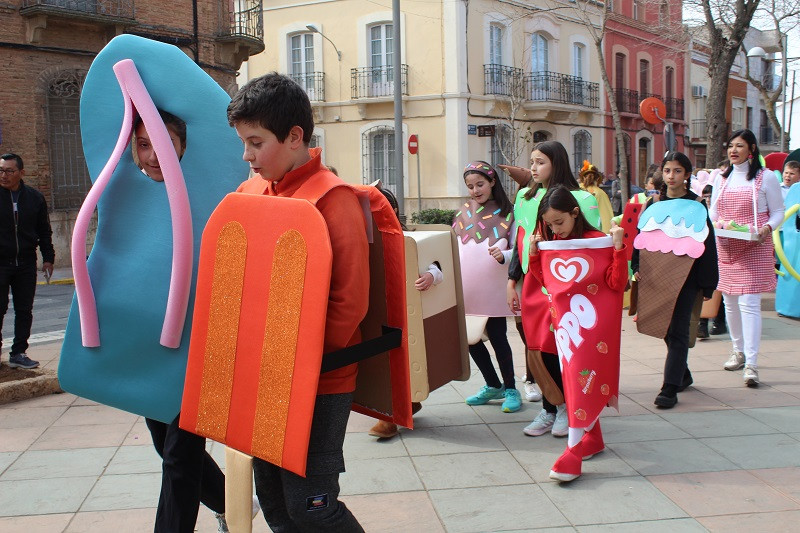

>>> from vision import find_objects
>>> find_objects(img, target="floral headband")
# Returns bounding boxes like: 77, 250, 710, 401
464, 161, 496, 180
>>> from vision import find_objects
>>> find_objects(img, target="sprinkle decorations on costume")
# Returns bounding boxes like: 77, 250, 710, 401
453, 198, 513, 318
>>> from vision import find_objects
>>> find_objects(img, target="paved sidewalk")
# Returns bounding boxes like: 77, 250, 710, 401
1, 311, 799, 532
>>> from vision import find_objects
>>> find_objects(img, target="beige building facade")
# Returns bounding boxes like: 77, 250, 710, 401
245, 0, 607, 215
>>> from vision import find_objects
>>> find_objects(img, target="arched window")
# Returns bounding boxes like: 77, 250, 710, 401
533, 130, 549, 143
46, 69, 90, 211
362, 126, 397, 194
573, 130, 592, 173
489, 23, 504, 66
531, 33, 549, 73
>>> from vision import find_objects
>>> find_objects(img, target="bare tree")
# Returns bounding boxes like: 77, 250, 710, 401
685, 0, 761, 165
491, 68, 533, 168
743, 0, 800, 151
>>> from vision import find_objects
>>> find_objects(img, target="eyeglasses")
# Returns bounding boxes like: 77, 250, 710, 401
0, 168, 19, 175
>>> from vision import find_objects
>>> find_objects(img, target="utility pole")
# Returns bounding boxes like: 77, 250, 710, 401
392, 0, 404, 219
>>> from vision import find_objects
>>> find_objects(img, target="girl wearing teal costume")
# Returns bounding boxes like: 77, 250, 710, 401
504, 141, 600, 438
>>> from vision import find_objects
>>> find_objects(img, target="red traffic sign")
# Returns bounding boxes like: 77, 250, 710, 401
408, 134, 419, 155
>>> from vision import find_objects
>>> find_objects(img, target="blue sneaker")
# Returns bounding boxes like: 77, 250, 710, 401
8, 353, 39, 369
465, 385, 505, 405
502, 388, 522, 413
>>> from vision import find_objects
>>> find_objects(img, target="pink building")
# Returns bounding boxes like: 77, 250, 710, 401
604, 0, 687, 187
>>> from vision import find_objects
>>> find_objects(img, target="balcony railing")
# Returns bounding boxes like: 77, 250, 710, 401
691, 119, 707, 140
613, 88, 640, 114
760, 125, 777, 145
220, 0, 263, 42
290, 72, 325, 102
20, 0, 135, 20
351, 65, 408, 99
484, 64, 523, 96
523, 72, 600, 108
665, 97, 684, 120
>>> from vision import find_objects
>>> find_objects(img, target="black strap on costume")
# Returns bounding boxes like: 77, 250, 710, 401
321, 325, 402, 373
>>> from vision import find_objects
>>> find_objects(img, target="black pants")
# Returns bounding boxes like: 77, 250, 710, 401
540, 351, 563, 414
469, 316, 516, 390
145, 415, 225, 533
253, 393, 363, 533
0, 263, 37, 355
663, 283, 699, 387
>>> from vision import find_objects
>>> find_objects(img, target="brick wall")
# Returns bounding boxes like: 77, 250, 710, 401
0, 0, 260, 266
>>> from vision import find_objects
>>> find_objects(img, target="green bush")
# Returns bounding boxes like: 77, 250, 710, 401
410, 208, 457, 225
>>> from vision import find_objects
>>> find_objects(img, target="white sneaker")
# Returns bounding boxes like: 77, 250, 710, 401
523, 381, 542, 402
724, 350, 745, 371
523, 409, 555, 436
743, 365, 759, 386
552, 404, 569, 437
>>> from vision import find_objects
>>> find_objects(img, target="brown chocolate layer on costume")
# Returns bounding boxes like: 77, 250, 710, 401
452, 199, 512, 246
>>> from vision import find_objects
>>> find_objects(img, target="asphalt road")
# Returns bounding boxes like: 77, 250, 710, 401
1, 283, 74, 347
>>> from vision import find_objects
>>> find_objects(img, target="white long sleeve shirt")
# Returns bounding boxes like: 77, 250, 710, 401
710, 162, 785, 230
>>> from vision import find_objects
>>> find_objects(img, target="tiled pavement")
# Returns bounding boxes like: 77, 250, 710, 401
1, 311, 799, 532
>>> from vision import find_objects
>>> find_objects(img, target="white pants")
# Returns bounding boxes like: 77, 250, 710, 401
722, 293, 762, 367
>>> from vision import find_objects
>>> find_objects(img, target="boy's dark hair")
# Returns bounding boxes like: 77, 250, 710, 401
785, 160, 800, 172
0, 153, 24, 170
702, 184, 713, 196
463, 160, 513, 217
536, 185, 597, 240
524, 141, 580, 200
722, 129, 762, 181
227, 73, 314, 144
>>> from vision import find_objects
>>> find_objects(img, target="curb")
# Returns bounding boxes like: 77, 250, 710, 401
37, 278, 74, 286
0, 368, 62, 405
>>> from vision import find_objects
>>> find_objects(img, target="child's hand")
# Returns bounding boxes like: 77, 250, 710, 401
609, 222, 624, 250
488, 246, 504, 263
507, 280, 520, 315
415, 272, 434, 291
529, 233, 543, 255
633, 271, 640, 281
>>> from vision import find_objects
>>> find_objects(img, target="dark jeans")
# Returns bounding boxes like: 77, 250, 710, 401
663, 283, 699, 387
540, 351, 564, 414
145, 415, 225, 533
253, 392, 363, 533
0, 263, 37, 355
469, 316, 516, 390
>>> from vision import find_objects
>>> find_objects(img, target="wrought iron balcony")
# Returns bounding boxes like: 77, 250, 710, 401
351, 65, 408, 99
691, 119, 707, 140
484, 64, 523, 96
20, 0, 135, 24
216, 0, 264, 58
523, 72, 599, 108
290, 72, 325, 102
613, 88, 640, 114
760, 125, 777, 145
665, 97, 684, 120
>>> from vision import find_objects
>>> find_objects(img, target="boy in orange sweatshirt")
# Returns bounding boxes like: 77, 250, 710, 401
228, 73, 369, 531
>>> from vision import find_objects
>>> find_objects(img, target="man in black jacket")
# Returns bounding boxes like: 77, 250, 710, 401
0, 154, 54, 369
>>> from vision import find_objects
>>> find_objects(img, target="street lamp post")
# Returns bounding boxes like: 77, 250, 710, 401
305, 25, 342, 61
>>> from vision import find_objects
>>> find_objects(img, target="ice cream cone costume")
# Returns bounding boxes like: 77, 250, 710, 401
634, 199, 710, 339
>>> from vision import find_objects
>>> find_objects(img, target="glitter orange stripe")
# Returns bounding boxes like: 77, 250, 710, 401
196, 222, 247, 442
251, 229, 307, 464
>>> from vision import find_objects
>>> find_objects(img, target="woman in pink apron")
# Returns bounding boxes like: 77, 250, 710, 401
710, 129, 784, 386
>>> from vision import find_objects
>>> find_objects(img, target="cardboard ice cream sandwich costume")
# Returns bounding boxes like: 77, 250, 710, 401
404, 225, 470, 401
634, 199, 708, 340
58, 35, 247, 423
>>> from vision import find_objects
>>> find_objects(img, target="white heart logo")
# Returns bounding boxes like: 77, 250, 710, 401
550, 257, 590, 284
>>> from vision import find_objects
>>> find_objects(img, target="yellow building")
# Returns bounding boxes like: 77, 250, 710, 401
244, 0, 607, 215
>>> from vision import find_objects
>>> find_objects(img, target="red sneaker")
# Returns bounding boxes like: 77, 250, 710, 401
580, 422, 605, 459
549, 443, 583, 482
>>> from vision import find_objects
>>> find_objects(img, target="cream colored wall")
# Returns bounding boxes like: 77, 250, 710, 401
244, 0, 607, 214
